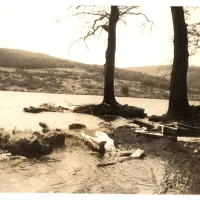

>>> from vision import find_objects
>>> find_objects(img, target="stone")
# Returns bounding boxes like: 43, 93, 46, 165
7, 134, 52, 157
194, 149, 199, 154
39, 122, 49, 129
69, 123, 87, 130
44, 131, 66, 147
129, 148, 145, 159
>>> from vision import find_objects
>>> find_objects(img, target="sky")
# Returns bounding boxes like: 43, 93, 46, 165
0, 0, 200, 67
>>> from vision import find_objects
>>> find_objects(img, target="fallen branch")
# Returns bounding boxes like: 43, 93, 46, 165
133, 119, 158, 130
177, 122, 200, 132
162, 124, 200, 138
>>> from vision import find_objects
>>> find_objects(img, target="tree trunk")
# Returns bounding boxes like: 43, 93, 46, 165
167, 7, 190, 119
102, 6, 119, 106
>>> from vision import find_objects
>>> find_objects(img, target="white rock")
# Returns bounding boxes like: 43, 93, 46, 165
129, 148, 145, 159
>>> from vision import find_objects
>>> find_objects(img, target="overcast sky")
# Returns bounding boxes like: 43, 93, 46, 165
0, 0, 200, 67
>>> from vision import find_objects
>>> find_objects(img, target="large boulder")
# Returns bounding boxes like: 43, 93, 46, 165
0, 126, 66, 158
6, 133, 52, 157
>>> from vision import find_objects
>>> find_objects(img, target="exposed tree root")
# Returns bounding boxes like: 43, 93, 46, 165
73, 103, 147, 118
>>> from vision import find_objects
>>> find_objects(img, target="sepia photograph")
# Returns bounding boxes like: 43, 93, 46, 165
1, 0, 200, 196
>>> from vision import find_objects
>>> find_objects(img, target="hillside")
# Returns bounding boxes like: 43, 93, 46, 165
0, 48, 199, 100
124, 65, 200, 88
124, 65, 172, 79
0, 48, 101, 70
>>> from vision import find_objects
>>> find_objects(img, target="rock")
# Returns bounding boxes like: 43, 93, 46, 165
129, 148, 145, 159
39, 122, 50, 129
43, 131, 66, 147
33, 131, 41, 137
194, 149, 199, 154
7, 134, 52, 157
42, 128, 51, 133
1, 125, 65, 157
69, 123, 87, 130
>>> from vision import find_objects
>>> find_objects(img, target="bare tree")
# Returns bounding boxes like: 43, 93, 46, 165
102, 6, 119, 105
68, 5, 153, 106
167, 6, 190, 119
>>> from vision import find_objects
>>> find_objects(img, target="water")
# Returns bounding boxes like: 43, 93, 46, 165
0, 91, 198, 193
0, 149, 165, 193
0, 91, 171, 131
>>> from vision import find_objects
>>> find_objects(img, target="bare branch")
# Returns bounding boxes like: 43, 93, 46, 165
69, 23, 105, 51
67, 6, 153, 50
119, 6, 139, 16
119, 18, 127, 26
71, 11, 109, 18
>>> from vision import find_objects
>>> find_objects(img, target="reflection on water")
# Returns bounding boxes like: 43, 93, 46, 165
0, 148, 165, 193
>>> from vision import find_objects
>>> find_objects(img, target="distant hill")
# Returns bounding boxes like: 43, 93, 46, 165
123, 65, 172, 79
123, 65, 200, 88
0, 48, 101, 70
0, 48, 199, 100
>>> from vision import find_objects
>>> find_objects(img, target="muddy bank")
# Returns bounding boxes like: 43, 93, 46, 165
112, 124, 200, 194
1, 115, 200, 194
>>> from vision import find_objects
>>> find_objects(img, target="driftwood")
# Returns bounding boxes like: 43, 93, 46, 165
162, 123, 200, 138
177, 123, 200, 132
133, 119, 158, 130
136, 116, 200, 138
38, 123, 146, 166
97, 149, 145, 167
79, 131, 116, 152
23, 103, 69, 113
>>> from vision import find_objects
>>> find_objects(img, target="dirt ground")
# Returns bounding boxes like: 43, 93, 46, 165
60, 115, 200, 195
110, 127, 200, 194
1, 120, 200, 194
